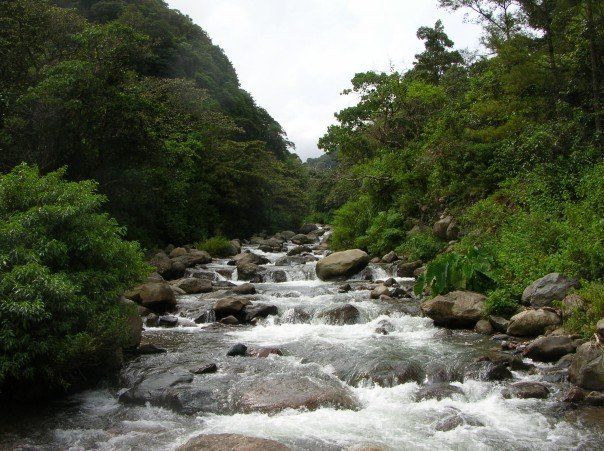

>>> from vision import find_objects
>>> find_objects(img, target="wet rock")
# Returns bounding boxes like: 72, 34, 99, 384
171, 277, 212, 294
190, 363, 217, 375
370, 257, 381, 264
237, 263, 263, 281
281, 307, 311, 324
356, 361, 425, 387
177, 434, 290, 451
569, 342, 604, 391
483, 362, 513, 381
317, 304, 360, 325
172, 250, 212, 270
238, 375, 359, 413
275, 255, 307, 266
269, 269, 287, 283
230, 252, 270, 266
371, 285, 391, 299
119, 297, 142, 349
145, 312, 158, 326
413, 266, 426, 278
136, 343, 167, 355
230, 239, 242, 254
220, 315, 239, 325
299, 223, 318, 234
396, 260, 423, 277
232, 283, 256, 295
382, 251, 398, 263
475, 319, 493, 335
194, 309, 216, 324
383, 277, 397, 287
426, 362, 464, 384
125, 282, 176, 313
287, 245, 312, 256
489, 316, 510, 333
339, 283, 352, 293
416, 383, 465, 401
213, 297, 251, 320
250, 347, 283, 358
506, 309, 561, 337
280, 230, 296, 240
119, 369, 193, 407
503, 382, 550, 399
158, 315, 179, 328
227, 343, 248, 357
374, 319, 395, 335
523, 335, 579, 362
244, 303, 278, 322
315, 249, 370, 280
171, 286, 187, 296
521, 273, 579, 308
421, 291, 486, 329
291, 234, 313, 245
435, 407, 484, 431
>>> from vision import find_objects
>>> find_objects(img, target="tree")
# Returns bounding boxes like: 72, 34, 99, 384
413, 20, 464, 84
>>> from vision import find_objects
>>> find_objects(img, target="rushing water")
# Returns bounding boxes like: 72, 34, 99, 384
1, 230, 603, 450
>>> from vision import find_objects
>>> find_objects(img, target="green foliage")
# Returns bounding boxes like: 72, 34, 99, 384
485, 288, 520, 318
396, 231, 443, 262
414, 248, 496, 296
330, 195, 373, 251
197, 236, 234, 258
563, 283, 604, 339
362, 210, 408, 256
0, 164, 148, 399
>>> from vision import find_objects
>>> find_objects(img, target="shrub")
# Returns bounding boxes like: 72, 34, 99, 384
396, 230, 443, 262
414, 247, 496, 296
485, 288, 520, 318
362, 209, 408, 256
563, 282, 604, 339
330, 195, 373, 251
197, 236, 235, 257
0, 164, 148, 399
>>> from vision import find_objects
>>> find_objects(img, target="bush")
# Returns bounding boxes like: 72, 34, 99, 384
485, 288, 520, 318
0, 164, 148, 399
396, 230, 443, 262
563, 282, 604, 339
330, 195, 373, 251
362, 209, 408, 256
197, 236, 235, 257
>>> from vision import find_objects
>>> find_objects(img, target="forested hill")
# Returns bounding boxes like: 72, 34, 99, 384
1, 0, 308, 246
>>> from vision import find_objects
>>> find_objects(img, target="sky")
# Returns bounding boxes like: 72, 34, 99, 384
166, 1, 484, 160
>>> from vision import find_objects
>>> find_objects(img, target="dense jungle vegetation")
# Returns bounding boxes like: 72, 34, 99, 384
310, 0, 603, 330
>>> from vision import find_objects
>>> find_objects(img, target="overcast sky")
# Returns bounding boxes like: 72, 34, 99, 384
166, 1, 483, 160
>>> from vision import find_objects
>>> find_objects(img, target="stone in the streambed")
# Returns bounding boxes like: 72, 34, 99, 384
425, 362, 464, 384
275, 255, 314, 266
259, 237, 284, 253
171, 277, 212, 294
370, 257, 381, 264
339, 283, 352, 293
489, 316, 510, 333
503, 382, 550, 399
238, 374, 358, 413
396, 260, 423, 278
433, 216, 454, 240
523, 335, 580, 362
475, 319, 493, 335
291, 233, 313, 245
521, 273, 579, 307
236, 262, 263, 281
269, 269, 288, 283
147, 272, 164, 282
229, 252, 270, 266
287, 245, 312, 256
230, 239, 242, 255
298, 223, 318, 234
119, 297, 142, 350
220, 315, 239, 325
171, 286, 187, 296
281, 307, 311, 324
177, 434, 290, 451
569, 342, 604, 391
169, 247, 187, 258
244, 303, 278, 322
125, 282, 176, 313
149, 251, 173, 278
483, 362, 513, 381
249, 347, 283, 358
317, 304, 360, 325
213, 297, 251, 320
280, 230, 297, 240
136, 343, 167, 354
356, 361, 425, 387
172, 250, 212, 269
233, 283, 256, 295
415, 383, 465, 401
420, 291, 486, 329
374, 319, 395, 335
119, 369, 193, 407
227, 343, 248, 357
315, 249, 370, 280
383, 277, 397, 287
158, 315, 179, 328
382, 251, 398, 264
435, 407, 484, 432
506, 308, 561, 337
190, 363, 218, 375
371, 285, 391, 299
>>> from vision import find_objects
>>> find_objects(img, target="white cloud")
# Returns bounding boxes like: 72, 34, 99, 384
166, 0, 483, 160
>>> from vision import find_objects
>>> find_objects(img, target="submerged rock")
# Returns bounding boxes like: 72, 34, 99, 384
177, 434, 290, 451
420, 291, 486, 329
315, 249, 370, 280
435, 407, 484, 432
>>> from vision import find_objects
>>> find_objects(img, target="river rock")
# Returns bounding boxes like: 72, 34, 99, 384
149, 252, 173, 278
125, 282, 176, 313
523, 335, 579, 362
317, 304, 360, 325
489, 316, 510, 333
291, 234, 313, 245
281, 307, 311, 324
416, 383, 465, 401
521, 273, 579, 307
220, 315, 239, 325
569, 342, 604, 391
147, 272, 164, 282
227, 343, 248, 357
433, 216, 453, 240
119, 297, 142, 349
503, 382, 550, 399
171, 277, 212, 294
213, 297, 251, 320
190, 363, 217, 375
233, 283, 256, 295
237, 263, 262, 281
238, 375, 358, 413
315, 249, 369, 280
250, 347, 283, 358
177, 434, 290, 451
421, 291, 486, 329
382, 251, 398, 263
169, 247, 187, 258
506, 309, 561, 337
172, 250, 212, 269
356, 361, 425, 387
244, 303, 278, 322
396, 260, 423, 278
119, 369, 194, 407
475, 319, 493, 335
371, 285, 391, 299
158, 315, 179, 328
597, 319, 604, 342
280, 230, 296, 240
299, 223, 318, 234
435, 407, 484, 432
230, 252, 269, 266
287, 245, 312, 256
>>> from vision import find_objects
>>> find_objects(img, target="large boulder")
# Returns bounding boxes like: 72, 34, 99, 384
503, 382, 550, 399
433, 216, 453, 240
298, 223, 318, 234
506, 309, 561, 337
317, 304, 360, 325
118, 369, 194, 408
569, 342, 604, 391
172, 250, 212, 269
420, 291, 486, 328
149, 252, 173, 278
521, 273, 579, 307
125, 282, 176, 313
177, 434, 290, 451
523, 335, 580, 362
171, 278, 212, 294
230, 252, 269, 266
396, 260, 423, 277
169, 247, 187, 258
291, 234, 313, 245
213, 297, 251, 320
237, 263, 263, 281
315, 249, 369, 281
